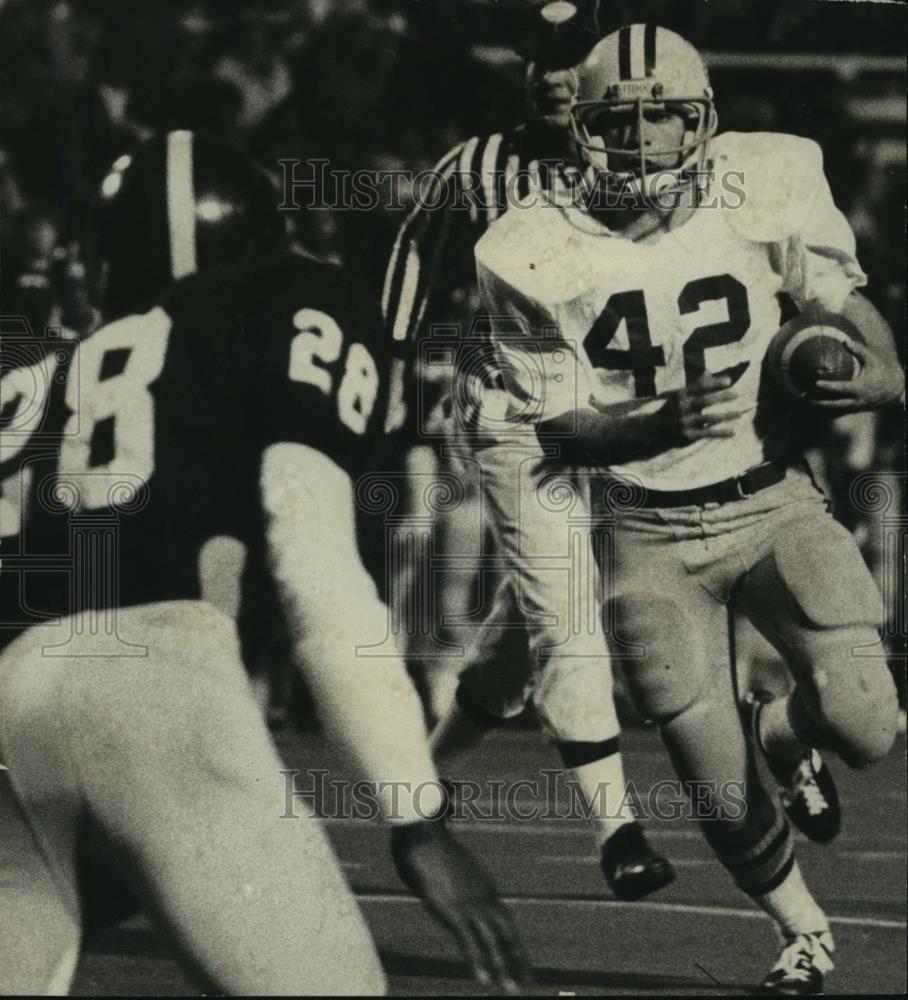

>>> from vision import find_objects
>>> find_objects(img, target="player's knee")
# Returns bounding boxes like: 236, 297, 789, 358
812, 646, 899, 766
534, 660, 619, 742
612, 596, 704, 722
627, 662, 702, 724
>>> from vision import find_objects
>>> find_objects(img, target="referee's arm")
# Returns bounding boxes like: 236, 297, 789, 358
381, 134, 516, 432
381, 143, 467, 347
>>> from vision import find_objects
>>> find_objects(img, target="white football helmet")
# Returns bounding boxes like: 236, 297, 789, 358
570, 24, 717, 198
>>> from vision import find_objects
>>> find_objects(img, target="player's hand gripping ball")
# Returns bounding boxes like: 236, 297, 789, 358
767, 309, 863, 400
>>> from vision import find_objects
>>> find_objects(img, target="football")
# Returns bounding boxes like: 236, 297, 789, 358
767, 310, 863, 400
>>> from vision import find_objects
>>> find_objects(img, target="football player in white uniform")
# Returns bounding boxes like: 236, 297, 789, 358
386, 0, 675, 902
474, 24, 903, 994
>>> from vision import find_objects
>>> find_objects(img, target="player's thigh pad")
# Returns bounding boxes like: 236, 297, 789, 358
610, 593, 708, 722
741, 517, 897, 764
754, 515, 883, 633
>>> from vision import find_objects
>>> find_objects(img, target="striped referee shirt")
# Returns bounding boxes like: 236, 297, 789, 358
381, 121, 581, 433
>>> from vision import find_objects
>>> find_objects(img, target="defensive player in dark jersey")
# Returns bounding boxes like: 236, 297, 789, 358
0, 132, 526, 993
382, 0, 674, 902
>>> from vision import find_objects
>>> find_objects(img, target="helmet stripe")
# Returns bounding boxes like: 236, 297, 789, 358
629, 23, 645, 79
644, 23, 657, 77
166, 130, 197, 279
618, 25, 631, 80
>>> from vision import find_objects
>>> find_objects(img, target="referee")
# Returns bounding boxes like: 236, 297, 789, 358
382, 1, 601, 371
383, 0, 676, 903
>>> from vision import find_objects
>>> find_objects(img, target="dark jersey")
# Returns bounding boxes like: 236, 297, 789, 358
0, 252, 385, 648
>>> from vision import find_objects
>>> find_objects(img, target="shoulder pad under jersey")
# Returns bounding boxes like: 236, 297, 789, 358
713, 131, 825, 243
474, 201, 588, 306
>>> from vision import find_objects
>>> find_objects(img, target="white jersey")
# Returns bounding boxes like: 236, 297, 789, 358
475, 132, 866, 490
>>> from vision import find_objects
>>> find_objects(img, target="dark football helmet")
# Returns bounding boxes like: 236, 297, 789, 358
91, 130, 288, 318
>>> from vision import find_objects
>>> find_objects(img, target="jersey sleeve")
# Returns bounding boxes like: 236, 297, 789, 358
476, 255, 593, 428
776, 144, 867, 311
381, 142, 467, 347
381, 141, 489, 436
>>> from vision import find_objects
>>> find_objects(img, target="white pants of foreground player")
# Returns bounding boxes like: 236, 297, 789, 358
0, 601, 385, 996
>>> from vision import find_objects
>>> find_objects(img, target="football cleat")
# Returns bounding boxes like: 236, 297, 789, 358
776, 750, 841, 845
600, 822, 675, 901
759, 931, 834, 995
743, 694, 841, 844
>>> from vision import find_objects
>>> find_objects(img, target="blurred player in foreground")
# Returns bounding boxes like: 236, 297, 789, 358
474, 25, 904, 994
0, 132, 526, 994
384, 0, 674, 902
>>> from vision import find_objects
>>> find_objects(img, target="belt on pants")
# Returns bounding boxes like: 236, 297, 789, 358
613, 462, 788, 509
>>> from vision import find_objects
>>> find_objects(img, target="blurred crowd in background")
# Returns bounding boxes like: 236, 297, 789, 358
1, 0, 905, 705
2, 0, 905, 315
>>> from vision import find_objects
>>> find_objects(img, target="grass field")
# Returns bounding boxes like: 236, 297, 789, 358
73, 725, 907, 996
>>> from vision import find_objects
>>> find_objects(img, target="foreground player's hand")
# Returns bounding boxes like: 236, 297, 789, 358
812, 340, 906, 411
660, 373, 744, 445
390, 818, 530, 992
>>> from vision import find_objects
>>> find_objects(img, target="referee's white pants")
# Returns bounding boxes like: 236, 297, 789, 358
459, 441, 620, 743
